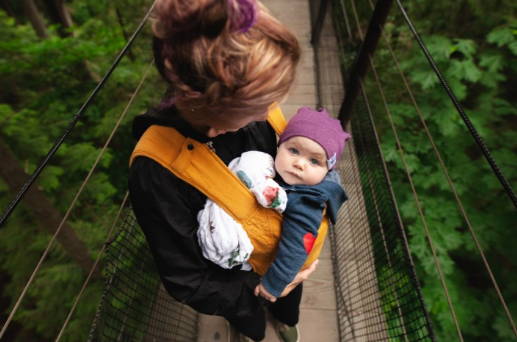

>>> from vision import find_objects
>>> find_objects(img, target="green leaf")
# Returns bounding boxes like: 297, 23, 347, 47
454, 39, 477, 57
463, 59, 482, 82
448, 59, 482, 83
447, 78, 468, 102
487, 26, 515, 47
479, 53, 504, 73
427, 35, 454, 61
411, 69, 438, 90
509, 41, 517, 55
39, 166, 65, 192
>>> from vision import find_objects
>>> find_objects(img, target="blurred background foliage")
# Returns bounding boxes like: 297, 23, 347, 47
0, 0, 515, 340
0, 0, 163, 340
332, 0, 515, 340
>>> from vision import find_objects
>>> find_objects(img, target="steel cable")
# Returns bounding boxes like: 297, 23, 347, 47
395, 0, 517, 209
347, 0, 464, 339
0, 0, 157, 227
365, 0, 516, 334
0, 59, 154, 340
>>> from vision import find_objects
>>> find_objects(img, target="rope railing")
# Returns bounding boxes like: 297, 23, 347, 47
87, 210, 198, 341
55, 192, 130, 341
314, 0, 434, 340
367, 0, 515, 338
367, 0, 517, 334
0, 1, 157, 228
395, 0, 517, 209
0, 58, 154, 339
345, 1, 466, 338
323, 0, 516, 340
367, 54, 464, 340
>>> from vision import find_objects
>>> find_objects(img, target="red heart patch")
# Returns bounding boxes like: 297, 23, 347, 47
303, 233, 316, 254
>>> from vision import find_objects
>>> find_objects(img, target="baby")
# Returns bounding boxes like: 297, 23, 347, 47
197, 107, 350, 300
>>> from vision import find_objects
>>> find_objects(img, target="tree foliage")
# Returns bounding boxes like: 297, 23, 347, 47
335, 0, 516, 340
0, 0, 515, 340
0, 0, 162, 340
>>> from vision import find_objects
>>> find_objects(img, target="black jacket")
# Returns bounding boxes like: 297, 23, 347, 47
128, 107, 277, 318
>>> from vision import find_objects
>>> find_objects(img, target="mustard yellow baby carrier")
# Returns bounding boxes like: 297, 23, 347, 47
129, 106, 329, 275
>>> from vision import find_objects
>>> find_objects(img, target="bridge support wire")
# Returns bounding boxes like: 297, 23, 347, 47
313, 0, 435, 339
0, 1, 157, 227
0, 58, 154, 341
367, 2, 517, 335
395, 0, 517, 210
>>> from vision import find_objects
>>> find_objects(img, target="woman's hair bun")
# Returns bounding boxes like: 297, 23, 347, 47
153, 0, 229, 40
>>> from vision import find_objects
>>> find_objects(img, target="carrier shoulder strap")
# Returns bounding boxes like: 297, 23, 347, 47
130, 106, 328, 274
266, 105, 287, 135
129, 106, 286, 222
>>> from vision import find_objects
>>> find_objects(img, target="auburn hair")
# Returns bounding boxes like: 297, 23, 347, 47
152, 0, 300, 122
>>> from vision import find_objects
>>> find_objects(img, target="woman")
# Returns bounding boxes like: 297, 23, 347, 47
129, 1, 316, 340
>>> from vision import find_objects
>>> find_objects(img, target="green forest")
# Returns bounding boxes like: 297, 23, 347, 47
0, 0, 515, 341
334, 0, 516, 341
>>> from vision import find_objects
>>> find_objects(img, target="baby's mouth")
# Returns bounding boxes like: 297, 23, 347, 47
286, 170, 301, 179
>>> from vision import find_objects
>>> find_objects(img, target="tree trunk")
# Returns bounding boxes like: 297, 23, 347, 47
21, 0, 48, 39
52, 0, 73, 28
115, 6, 135, 61
41, 0, 101, 82
0, 0, 17, 18
43, 0, 73, 36
0, 138, 98, 276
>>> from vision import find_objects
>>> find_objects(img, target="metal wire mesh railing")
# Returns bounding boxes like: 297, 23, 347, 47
312, 0, 517, 339
0, 0, 508, 340
312, 0, 435, 340
88, 209, 198, 341
88, 1, 435, 341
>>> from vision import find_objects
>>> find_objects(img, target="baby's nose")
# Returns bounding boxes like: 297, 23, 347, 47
293, 158, 306, 169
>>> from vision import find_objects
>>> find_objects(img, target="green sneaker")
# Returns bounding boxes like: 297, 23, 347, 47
275, 322, 300, 342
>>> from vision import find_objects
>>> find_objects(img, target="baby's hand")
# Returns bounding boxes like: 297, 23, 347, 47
254, 283, 277, 302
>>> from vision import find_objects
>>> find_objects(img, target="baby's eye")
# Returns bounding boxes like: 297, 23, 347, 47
288, 147, 299, 155
310, 158, 321, 166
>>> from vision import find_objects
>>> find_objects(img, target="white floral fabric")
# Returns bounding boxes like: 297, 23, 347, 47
197, 151, 287, 269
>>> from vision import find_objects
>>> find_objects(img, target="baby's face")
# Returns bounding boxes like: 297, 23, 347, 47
275, 136, 328, 186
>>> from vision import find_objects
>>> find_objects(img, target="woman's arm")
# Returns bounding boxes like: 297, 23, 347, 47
129, 157, 261, 317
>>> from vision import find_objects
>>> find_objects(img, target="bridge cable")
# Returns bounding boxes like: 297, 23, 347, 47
364, 0, 516, 334
334, 0, 434, 341
347, 0, 464, 339
337, 2, 413, 338
0, 58, 154, 340
0, 0, 157, 228
55, 191, 130, 342
395, 0, 517, 210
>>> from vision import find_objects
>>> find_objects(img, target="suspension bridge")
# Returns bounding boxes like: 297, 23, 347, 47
0, 0, 515, 341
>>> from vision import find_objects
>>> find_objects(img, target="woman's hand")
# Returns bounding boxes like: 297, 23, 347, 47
254, 283, 278, 302
254, 259, 320, 302
279, 259, 319, 297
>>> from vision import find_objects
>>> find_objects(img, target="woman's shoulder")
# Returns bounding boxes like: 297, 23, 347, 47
240, 120, 277, 154
129, 156, 183, 193
129, 156, 206, 211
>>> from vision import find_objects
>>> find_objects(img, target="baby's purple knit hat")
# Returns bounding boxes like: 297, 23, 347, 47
278, 107, 351, 169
